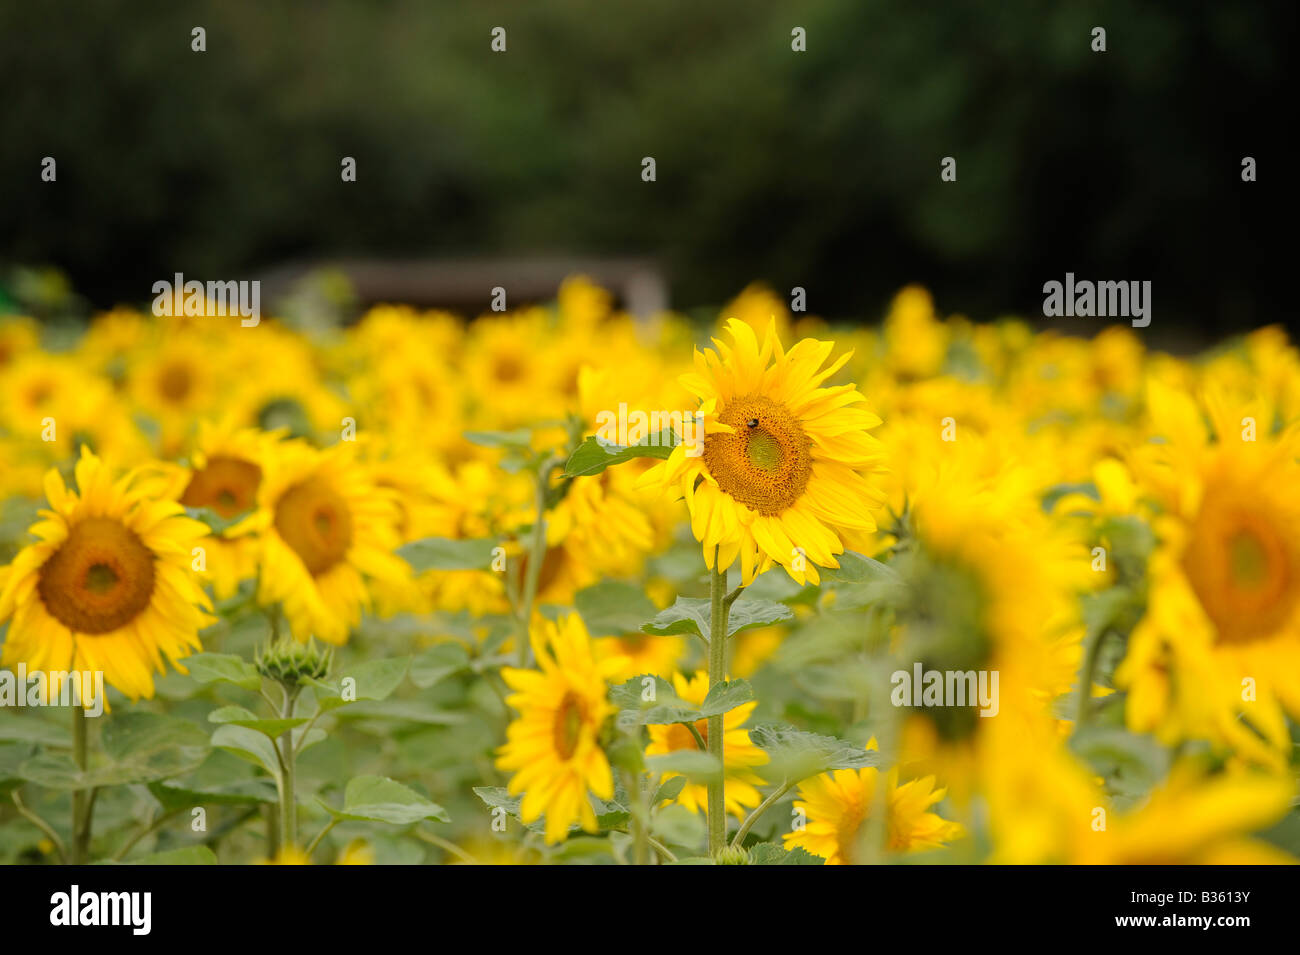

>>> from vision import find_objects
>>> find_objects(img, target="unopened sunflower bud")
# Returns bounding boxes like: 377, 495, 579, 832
255, 638, 333, 689
712, 845, 751, 865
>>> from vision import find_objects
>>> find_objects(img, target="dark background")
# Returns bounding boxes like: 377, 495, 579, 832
0, 0, 1292, 339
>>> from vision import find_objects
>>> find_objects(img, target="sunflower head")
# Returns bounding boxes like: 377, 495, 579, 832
641, 319, 885, 585
0, 447, 214, 701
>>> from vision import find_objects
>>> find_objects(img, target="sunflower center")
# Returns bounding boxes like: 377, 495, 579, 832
702, 394, 812, 515
552, 691, 586, 760
494, 355, 523, 383
180, 456, 263, 519
159, 362, 193, 402
37, 517, 156, 635
1182, 496, 1298, 644
274, 475, 354, 576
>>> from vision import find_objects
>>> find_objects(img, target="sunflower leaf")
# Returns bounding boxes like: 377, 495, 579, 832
182, 652, 262, 691
748, 843, 824, 865
645, 749, 722, 783
563, 430, 677, 478
305, 657, 410, 712
748, 724, 879, 783
320, 775, 450, 825
147, 777, 278, 812
207, 705, 309, 739
818, 551, 902, 585
575, 581, 658, 635
397, 537, 497, 571
210, 724, 281, 778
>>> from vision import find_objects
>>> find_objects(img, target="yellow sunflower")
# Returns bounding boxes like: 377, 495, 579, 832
496, 613, 625, 844
157, 420, 284, 600
640, 319, 886, 585
0, 447, 214, 701
1118, 383, 1300, 765
242, 440, 410, 645
644, 670, 768, 818
784, 742, 963, 864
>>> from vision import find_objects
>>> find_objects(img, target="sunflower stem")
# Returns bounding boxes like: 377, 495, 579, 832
1076, 625, 1107, 728
278, 688, 301, 853
516, 457, 560, 668
732, 778, 792, 848
70, 703, 90, 864
706, 549, 729, 857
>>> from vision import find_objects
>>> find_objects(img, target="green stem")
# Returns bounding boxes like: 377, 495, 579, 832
623, 769, 649, 866
71, 704, 89, 864
732, 779, 792, 848
706, 550, 729, 857
1076, 627, 1107, 727
414, 828, 480, 864
305, 818, 338, 856
517, 458, 560, 668
12, 789, 67, 863
112, 807, 182, 862
278, 688, 300, 852
646, 835, 678, 863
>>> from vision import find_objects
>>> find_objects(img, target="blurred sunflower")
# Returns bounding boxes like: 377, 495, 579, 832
0, 447, 214, 700
644, 670, 768, 819
1119, 383, 1300, 765
242, 440, 410, 644
156, 420, 284, 599
641, 319, 886, 585
784, 745, 964, 864
496, 613, 625, 844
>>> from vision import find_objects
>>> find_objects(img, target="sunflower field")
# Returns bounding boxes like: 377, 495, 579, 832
1, 278, 1299, 867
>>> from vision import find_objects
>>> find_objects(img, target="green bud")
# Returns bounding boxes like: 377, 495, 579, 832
255, 637, 333, 689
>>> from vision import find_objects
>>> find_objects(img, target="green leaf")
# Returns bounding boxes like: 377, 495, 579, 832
472, 787, 627, 834
575, 581, 658, 636
397, 537, 497, 572
121, 846, 217, 865
147, 778, 277, 812
183, 652, 262, 691
1069, 726, 1169, 804
19, 713, 210, 789
818, 551, 903, 586
652, 775, 687, 804
564, 431, 677, 478
208, 705, 308, 739
748, 724, 879, 783
211, 724, 281, 777
748, 842, 824, 865
0, 716, 71, 747
464, 429, 534, 449
641, 596, 792, 643
409, 643, 471, 689
646, 750, 722, 783
321, 775, 450, 825
306, 657, 410, 711
698, 680, 756, 718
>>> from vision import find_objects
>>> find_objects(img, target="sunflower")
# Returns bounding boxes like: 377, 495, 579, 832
640, 319, 886, 585
496, 613, 624, 844
157, 420, 284, 599
784, 742, 963, 864
0, 447, 214, 701
644, 670, 768, 818
1118, 383, 1300, 765
242, 440, 410, 645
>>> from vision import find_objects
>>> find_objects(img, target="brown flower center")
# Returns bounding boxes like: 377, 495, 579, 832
702, 394, 812, 515
552, 691, 587, 760
274, 475, 353, 576
38, 517, 156, 634
180, 456, 263, 519
1182, 494, 1298, 644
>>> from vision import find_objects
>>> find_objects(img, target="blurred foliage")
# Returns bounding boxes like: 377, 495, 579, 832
1, 0, 1291, 331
